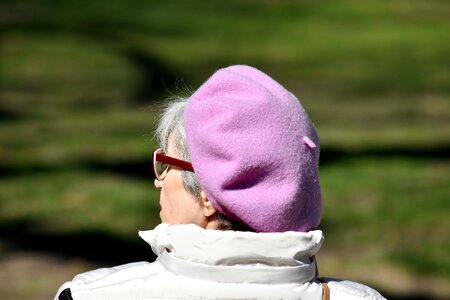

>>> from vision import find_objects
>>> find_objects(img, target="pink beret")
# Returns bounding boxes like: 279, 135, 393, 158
184, 65, 322, 232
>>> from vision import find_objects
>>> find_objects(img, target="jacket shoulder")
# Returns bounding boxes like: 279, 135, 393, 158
322, 278, 386, 300
54, 261, 162, 300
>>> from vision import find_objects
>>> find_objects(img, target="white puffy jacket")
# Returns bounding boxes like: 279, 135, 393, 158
55, 224, 386, 300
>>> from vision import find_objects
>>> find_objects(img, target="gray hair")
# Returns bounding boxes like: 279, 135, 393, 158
155, 98, 253, 231
155, 98, 201, 199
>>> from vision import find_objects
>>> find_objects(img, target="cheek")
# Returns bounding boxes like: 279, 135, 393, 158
159, 186, 176, 220
159, 175, 204, 225
159, 174, 188, 222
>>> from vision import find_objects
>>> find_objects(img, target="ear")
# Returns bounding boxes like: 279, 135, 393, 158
200, 190, 217, 217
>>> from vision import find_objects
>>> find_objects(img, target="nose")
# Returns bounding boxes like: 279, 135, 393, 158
154, 178, 163, 189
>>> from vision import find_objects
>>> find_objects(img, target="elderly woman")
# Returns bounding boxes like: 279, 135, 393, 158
55, 65, 385, 300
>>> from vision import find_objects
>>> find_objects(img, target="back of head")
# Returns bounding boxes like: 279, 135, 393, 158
184, 65, 322, 232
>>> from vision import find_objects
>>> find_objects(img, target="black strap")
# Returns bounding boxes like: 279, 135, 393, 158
58, 288, 73, 300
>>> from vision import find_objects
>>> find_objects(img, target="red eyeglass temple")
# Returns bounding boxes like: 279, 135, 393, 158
154, 152, 194, 172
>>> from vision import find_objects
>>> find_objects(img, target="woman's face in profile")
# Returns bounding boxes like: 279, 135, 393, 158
154, 136, 206, 226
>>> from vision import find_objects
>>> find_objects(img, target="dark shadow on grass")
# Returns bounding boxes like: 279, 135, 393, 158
319, 145, 450, 165
1, 145, 448, 179
0, 219, 156, 265
86, 158, 154, 179
0, 107, 23, 122
0, 158, 154, 179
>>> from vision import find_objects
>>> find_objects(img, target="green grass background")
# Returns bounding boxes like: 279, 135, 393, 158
1, 0, 449, 299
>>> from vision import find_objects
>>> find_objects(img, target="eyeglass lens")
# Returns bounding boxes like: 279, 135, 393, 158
154, 149, 168, 179
155, 160, 168, 178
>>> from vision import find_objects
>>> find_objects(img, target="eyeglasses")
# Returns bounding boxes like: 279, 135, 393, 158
152, 148, 194, 180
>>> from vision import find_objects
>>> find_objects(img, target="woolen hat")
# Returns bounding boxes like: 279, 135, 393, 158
184, 65, 322, 232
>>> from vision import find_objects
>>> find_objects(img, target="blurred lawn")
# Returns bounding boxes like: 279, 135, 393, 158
0, 0, 449, 299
